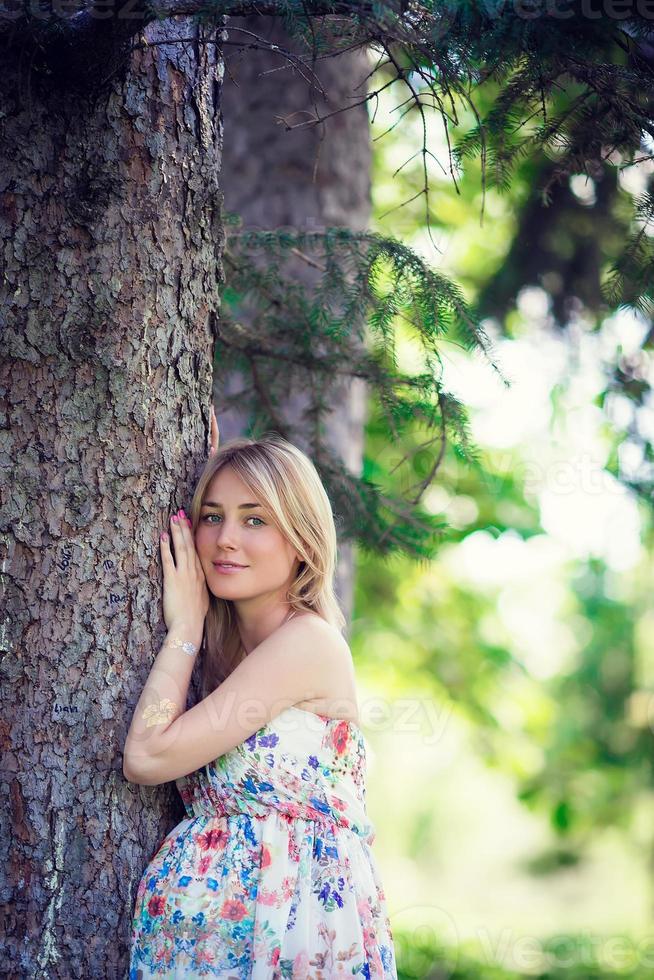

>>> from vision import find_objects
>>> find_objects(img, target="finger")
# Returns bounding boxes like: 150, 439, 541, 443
209, 405, 219, 456
160, 532, 175, 569
169, 514, 189, 561
175, 511, 195, 558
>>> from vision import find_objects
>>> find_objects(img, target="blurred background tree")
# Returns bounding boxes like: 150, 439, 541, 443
352, 19, 654, 977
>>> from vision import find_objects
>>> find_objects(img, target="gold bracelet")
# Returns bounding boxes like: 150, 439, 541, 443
166, 636, 199, 657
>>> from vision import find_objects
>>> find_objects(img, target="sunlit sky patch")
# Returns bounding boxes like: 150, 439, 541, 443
441, 530, 578, 678
569, 174, 596, 206
425, 299, 645, 577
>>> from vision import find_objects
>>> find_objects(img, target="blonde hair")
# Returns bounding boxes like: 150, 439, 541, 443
189, 434, 346, 699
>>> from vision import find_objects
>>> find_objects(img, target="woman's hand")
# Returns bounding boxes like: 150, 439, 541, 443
160, 508, 210, 633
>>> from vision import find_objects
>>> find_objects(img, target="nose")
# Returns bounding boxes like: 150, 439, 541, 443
212, 518, 238, 550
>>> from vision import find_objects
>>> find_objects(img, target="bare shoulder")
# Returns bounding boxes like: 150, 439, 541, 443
284, 612, 359, 720
285, 612, 350, 658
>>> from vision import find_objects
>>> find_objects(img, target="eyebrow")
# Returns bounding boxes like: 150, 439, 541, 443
200, 501, 262, 510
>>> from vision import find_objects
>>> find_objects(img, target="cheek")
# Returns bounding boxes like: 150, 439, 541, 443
248, 533, 272, 556
251, 530, 284, 559
194, 526, 210, 550
268, 534, 297, 566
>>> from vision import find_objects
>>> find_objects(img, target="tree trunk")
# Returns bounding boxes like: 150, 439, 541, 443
0, 21, 223, 977
217, 14, 372, 626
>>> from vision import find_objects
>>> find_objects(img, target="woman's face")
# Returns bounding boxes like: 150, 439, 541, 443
194, 464, 300, 603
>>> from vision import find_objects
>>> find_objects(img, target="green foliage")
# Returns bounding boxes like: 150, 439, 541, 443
358, 38, 654, 895
217, 223, 506, 557
393, 926, 654, 978
213, 2, 654, 318
221, 2, 654, 505
514, 562, 649, 848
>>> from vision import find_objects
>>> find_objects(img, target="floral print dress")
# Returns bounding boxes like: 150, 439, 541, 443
129, 705, 397, 979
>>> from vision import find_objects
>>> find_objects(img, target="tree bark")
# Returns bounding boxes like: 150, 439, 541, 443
0, 21, 224, 977
217, 14, 372, 626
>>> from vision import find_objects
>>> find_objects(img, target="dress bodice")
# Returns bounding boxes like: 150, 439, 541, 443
175, 705, 376, 845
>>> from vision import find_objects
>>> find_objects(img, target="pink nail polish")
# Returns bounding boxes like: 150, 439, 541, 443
172, 515, 178, 523
180, 509, 186, 518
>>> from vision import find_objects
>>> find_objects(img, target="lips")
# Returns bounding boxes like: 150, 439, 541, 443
213, 561, 247, 568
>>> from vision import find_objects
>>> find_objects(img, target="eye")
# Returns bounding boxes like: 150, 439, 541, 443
200, 514, 265, 526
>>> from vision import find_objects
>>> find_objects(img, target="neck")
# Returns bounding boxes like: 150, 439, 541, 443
235, 600, 296, 654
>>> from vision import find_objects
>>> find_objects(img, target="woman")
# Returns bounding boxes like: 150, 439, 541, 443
124, 410, 397, 978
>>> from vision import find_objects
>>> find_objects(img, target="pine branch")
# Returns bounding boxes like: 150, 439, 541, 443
216, 225, 502, 558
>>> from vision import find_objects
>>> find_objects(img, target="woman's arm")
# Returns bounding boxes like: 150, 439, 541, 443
123, 615, 348, 786
124, 405, 217, 782
123, 508, 209, 782
122, 618, 204, 783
